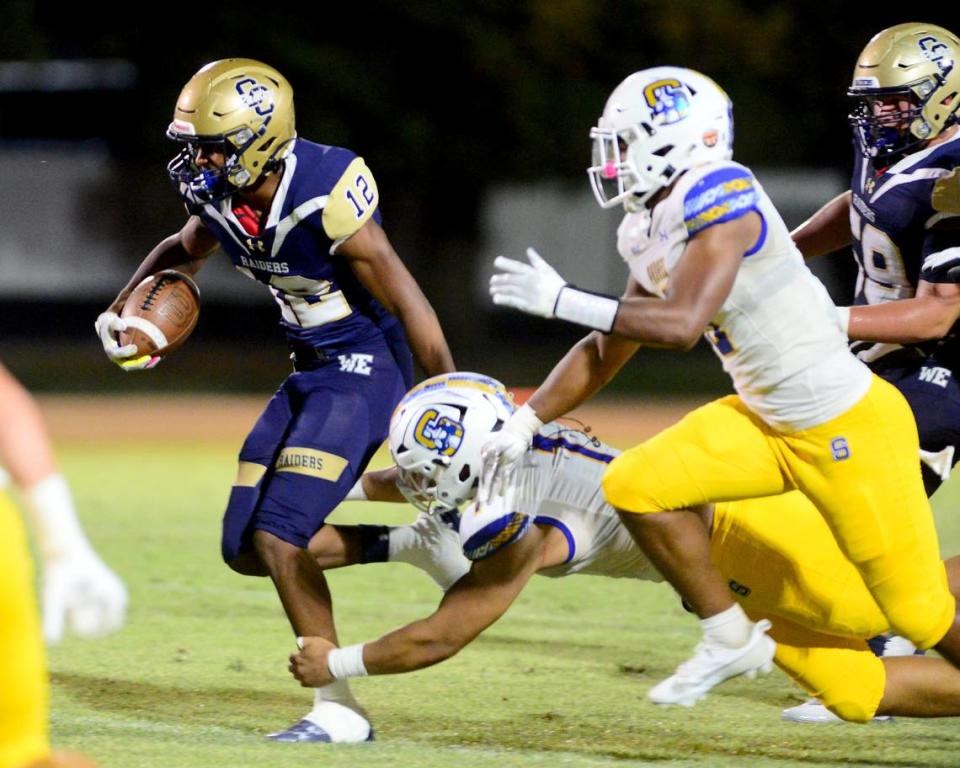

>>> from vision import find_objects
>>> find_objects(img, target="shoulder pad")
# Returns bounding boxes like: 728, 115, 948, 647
459, 498, 531, 561
682, 164, 758, 237
933, 169, 960, 215
322, 156, 380, 241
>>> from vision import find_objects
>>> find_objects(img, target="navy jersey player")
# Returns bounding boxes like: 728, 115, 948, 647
786, 23, 960, 723
94, 59, 454, 742
793, 23, 960, 496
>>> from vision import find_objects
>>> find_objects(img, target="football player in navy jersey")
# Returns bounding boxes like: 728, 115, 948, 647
94, 59, 454, 743
787, 22, 960, 723
793, 23, 960, 496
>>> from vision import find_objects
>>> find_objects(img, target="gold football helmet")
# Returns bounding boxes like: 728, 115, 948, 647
848, 23, 960, 160
166, 58, 296, 202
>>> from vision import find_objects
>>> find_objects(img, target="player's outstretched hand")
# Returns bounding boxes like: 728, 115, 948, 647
478, 402, 543, 503
43, 547, 128, 644
290, 636, 338, 687
94, 311, 160, 372
489, 247, 567, 317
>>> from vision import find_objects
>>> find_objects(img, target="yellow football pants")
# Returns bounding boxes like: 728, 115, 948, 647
771, 618, 884, 724
0, 491, 49, 768
603, 375, 954, 650
712, 492, 891, 721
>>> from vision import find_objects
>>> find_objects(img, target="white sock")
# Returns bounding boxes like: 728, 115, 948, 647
700, 603, 753, 648
314, 679, 363, 715
303, 700, 370, 742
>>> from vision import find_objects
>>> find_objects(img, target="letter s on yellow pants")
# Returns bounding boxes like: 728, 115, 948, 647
603, 379, 954, 650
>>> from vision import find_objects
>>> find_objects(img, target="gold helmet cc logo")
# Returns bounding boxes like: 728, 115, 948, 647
235, 77, 275, 118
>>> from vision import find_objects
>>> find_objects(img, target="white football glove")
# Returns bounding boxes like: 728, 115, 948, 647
489, 248, 567, 318
95, 311, 160, 371
43, 546, 128, 644
479, 403, 543, 503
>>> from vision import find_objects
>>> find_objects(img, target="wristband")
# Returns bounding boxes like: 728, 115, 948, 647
345, 477, 368, 501
327, 643, 369, 679
836, 306, 851, 336
554, 285, 620, 333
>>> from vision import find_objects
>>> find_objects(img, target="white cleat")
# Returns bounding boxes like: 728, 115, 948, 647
648, 619, 775, 707
781, 699, 892, 724
266, 701, 374, 743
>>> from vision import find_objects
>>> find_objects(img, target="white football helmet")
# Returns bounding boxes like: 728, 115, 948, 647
588, 66, 734, 211
389, 373, 515, 512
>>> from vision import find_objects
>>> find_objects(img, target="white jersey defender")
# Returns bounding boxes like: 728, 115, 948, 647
617, 159, 871, 431
386, 424, 662, 593
493, 429, 660, 581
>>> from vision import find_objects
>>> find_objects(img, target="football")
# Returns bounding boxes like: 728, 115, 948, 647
119, 270, 200, 358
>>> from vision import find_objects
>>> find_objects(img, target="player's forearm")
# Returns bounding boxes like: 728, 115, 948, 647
612, 295, 709, 349
360, 467, 405, 503
791, 191, 853, 259
109, 238, 203, 311
528, 334, 625, 422
848, 297, 960, 343
397, 303, 455, 376
0, 365, 58, 487
363, 619, 470, 674
109, 219, 214, 311
603, 221, 744, 349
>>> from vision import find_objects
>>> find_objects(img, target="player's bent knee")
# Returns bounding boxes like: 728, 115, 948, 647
226, 551, 269, 577
602, 452, 665, 513
882, 596, 955, 651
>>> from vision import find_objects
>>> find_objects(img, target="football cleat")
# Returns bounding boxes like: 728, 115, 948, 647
648, 619, 775, 707
266, 702, 374, 743
780, 699, 892, 724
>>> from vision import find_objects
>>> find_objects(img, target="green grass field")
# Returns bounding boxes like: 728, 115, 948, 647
44, 425, 960, 768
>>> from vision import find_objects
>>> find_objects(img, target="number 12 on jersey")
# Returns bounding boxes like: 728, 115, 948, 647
346, 173, 376, 219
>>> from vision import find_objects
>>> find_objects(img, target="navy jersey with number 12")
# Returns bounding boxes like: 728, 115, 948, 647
181, 138, 399, 349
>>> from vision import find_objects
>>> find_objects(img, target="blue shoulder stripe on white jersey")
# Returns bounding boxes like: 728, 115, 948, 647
683, 166, 758, 237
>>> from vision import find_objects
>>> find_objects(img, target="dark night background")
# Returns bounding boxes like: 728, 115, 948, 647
1, 4, 955, 394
